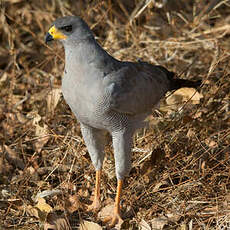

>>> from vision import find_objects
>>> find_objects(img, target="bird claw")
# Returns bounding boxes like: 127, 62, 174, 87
103, 212, 124, 227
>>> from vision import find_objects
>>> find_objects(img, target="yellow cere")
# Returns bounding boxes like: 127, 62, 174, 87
48, 25, 67, 40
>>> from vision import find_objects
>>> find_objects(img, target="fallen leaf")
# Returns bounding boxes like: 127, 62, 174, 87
79, 220, 102, 230
205, 139, 218, 148
166, 212, 181, 222
34, 123, 50, 153
26, 166, 36, 174
16, 112, 28, 123
29, 197, 53, 221
139, 219, 151, 230
0, 72, 7, 84
178, 223, 187, 230
4, 145, 25, 170
28, 111, 50, 153
35, 197, 53, 214
26, 204, 40, 219
166, 88, 203, 106
98, 203, 124, 229
65, 194, 81, 213
44, 212, 71, 230
98, 203, 114, 220
47, 88, 62, 115
27, 110, 41, 123
150, 216, 168, 230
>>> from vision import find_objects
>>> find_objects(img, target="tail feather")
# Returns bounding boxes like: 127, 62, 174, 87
154, 65, 201, 91
170, 78, 202, 91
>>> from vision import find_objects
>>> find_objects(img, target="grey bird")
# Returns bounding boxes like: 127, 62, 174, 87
45, 16, 201, 226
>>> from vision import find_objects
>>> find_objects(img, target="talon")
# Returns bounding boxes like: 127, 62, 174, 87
103, 180, 124, 227
104, 213, 123, 227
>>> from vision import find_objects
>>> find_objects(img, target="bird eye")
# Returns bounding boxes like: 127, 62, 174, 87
61, 25, 72, 32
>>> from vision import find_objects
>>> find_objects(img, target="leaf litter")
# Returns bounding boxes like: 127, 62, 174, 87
0, 0, 230, 229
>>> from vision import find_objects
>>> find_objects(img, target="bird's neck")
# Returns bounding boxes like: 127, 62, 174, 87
64, 37, 116, 77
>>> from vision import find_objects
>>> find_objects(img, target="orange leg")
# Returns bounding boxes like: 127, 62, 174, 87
88, 170, 101, 211
104, 180, 124, 227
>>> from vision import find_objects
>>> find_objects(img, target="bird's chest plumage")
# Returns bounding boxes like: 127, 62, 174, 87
62, 70, 110, 128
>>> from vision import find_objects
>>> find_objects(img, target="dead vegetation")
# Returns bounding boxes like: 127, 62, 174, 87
0, 0, 230, 229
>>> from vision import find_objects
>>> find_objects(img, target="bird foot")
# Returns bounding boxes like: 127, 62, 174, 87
87, 198, 100, 212
103, 212, 124, 227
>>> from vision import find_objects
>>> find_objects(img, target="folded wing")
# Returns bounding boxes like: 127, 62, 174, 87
104, 62, 172, 115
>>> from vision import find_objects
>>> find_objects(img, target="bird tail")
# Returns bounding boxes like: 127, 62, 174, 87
170, 78, 202, 91
154, 65, 202, 91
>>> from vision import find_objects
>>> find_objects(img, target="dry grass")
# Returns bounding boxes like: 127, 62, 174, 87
0, 0, 230, 229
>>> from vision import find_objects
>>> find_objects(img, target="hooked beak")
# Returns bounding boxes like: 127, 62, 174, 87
45, 32, 53, 43
45, 25, 67, 44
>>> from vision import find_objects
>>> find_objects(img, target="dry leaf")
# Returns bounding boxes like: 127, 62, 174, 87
205, 139, 218, 148
44, 212, 71, 230
166, 213, 181, 222
79, 220, 102, 230
177, 223, 187, 230
166, 88, 203, 106
139, 219, 151, 230
65, 194, 81, 213
98, 203, 114, 220
30, 112, 49, 152
98, 204, 124, 229
47, 88, 62, 115
26, 204, 40, 219
29, 197, 53, 221
0, 72, 7, 84
16, 112, 28, 123
150, 216, 168, 230
35, 197, 53, 214
4, 145, 25, 170
26, 166, 36, 174
34, 123, 50, 153
27, 110, 41, 123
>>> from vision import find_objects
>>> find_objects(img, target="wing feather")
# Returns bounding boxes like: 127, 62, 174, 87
104, 62, 171, 115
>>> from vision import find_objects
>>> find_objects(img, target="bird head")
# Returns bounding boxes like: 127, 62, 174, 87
45, 16, 93, 45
